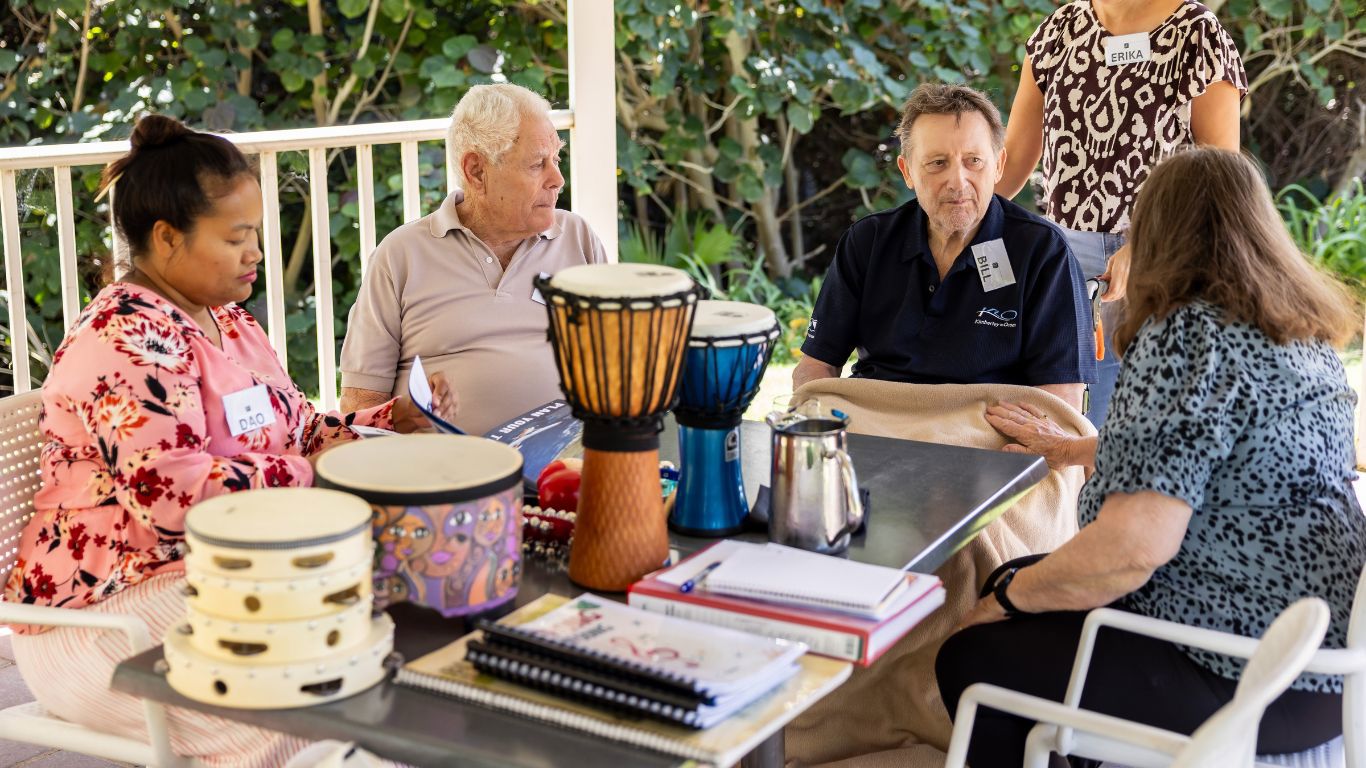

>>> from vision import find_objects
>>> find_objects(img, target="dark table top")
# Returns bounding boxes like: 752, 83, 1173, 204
112, 424, 1046, 767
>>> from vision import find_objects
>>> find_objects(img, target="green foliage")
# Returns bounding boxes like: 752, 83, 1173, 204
1278, 180, 1366, 296
2, 0, 1363, 393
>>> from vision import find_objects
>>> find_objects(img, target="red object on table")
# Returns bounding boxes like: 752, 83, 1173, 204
536, 458, 582, 513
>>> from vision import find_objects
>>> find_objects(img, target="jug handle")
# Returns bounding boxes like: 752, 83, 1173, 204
825, 448, 864, 545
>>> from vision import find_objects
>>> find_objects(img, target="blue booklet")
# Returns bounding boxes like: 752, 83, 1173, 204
483, 399, 583, 489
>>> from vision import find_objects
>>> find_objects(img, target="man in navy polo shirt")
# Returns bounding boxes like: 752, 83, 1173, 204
795, 83, 1095, 410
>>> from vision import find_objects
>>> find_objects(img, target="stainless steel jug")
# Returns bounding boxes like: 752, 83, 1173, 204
766, 411, 863, 554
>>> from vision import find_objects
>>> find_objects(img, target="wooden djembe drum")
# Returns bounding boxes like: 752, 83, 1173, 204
534, 264, 699, 590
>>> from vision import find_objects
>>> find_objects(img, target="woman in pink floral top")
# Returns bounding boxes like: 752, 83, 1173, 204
5, 115, 453, 766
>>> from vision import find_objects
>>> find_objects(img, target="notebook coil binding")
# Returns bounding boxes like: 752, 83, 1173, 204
467, 649, 703, 729
394, 666, 713, 762
477, 621, 703, 693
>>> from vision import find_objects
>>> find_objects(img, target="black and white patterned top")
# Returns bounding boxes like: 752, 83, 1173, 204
1078, 301, 1365, 692
1027, 0, 1247, 234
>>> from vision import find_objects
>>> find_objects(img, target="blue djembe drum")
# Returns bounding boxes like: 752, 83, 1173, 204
670, 300, 780, 536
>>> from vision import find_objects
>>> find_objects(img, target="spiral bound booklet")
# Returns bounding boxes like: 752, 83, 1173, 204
397, 594, 852, 765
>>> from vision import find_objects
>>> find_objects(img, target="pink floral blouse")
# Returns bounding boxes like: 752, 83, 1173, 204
4, 283, 394, 626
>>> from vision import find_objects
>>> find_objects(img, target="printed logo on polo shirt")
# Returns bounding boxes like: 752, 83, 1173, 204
806, 317, 818, 339
975, 307, 1018, 329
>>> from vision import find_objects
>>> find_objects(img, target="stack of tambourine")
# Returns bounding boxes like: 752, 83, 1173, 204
164, 488, 394, 709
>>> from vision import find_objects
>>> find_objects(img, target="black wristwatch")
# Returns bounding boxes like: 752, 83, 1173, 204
993, 567, 1028, 618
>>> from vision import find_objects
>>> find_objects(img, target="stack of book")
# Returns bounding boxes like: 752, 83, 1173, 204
396, 594, 851, 765
629, 541, 945, 666
405, 593, 806, 729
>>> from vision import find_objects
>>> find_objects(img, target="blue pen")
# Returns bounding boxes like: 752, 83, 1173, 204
679, 561, 724, 593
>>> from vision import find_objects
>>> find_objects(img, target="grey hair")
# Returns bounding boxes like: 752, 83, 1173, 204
446, 83, 553, 189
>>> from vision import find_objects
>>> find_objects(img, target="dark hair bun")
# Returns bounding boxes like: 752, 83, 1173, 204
129, 114, 193, 151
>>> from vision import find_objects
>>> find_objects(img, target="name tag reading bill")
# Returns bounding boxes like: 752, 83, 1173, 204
223, 384, 276, 437
1105, 32, 1152, 66
972, 239, 1016, 293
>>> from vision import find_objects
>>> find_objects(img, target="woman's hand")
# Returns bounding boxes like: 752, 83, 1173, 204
957, 594, 1009, 631
985, 401, 1087, 471
1099, 243, 1130, 302
391, 372, 459, 434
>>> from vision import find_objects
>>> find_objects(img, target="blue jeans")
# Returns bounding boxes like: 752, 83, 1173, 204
1061, 228, 1124, 429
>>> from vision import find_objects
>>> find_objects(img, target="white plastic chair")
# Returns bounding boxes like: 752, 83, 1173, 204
0, 389, 196, 767
944, 597, 1332, 768
1030, 565, 1366, 768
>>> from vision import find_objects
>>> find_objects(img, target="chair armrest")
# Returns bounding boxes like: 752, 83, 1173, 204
944, 683, 1189, 768
0, 602, 154, 656
1055, 608, 1261, 753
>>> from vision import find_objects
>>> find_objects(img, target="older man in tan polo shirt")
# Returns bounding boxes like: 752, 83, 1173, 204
339, 84, 607, 434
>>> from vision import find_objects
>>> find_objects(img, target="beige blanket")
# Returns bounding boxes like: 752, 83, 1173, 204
782, 378, 1094, 768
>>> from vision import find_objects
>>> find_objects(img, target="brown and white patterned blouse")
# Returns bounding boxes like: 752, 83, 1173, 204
1027, 0, 1247, 234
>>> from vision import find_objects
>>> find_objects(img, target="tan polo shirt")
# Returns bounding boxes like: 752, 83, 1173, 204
339, 190, 607, 435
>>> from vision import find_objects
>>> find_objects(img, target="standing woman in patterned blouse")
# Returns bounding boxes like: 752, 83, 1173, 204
3, 115, 455, 766
938, 148, 1363, 766
998, 0, 1247, 428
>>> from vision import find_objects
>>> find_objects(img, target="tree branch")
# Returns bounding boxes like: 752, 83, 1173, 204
328, 0, 382, 125
71, 0, 92, 113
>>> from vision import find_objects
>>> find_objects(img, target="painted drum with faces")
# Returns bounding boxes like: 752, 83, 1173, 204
315, 434, 525, 617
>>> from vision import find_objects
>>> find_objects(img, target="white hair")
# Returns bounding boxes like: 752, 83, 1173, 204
446, 83, 553, 189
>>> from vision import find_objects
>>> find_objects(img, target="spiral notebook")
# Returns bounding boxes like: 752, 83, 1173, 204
696, 542, 916, 619
397, 594, 852, 765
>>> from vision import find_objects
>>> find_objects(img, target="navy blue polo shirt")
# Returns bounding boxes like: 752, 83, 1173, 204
802, 195, 1096, 386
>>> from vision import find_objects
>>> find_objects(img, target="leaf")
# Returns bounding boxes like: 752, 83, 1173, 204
338, 0, 368, 18
140, 400, 174, 417
0, 50, 22, 75
786, 102, 814, 134
271, 28, 295, 51
78, 569, 99, 587
1259, 0, 1292, 19
442, 34, 477, 61
145, 374, 167, 403
280, 70, 306, 93
735, 169, 765, 203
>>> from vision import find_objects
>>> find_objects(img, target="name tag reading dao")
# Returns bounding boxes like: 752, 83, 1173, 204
1105, 32, 1152, 66
223, 384, 277, 437
972, 239, 1016, 293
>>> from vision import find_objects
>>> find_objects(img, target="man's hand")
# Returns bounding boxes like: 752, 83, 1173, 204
391, 372, 459, 433
792, 355, 840, 391
1100, 243, 1130, 302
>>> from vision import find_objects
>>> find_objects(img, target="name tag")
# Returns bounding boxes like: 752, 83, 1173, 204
972, 239, 1016, 293
531, 271, 550, 305
1105, 32, 1152, 66
223, 384, 276, 437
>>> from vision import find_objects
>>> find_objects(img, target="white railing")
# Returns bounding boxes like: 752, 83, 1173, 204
0, 0, 616, 411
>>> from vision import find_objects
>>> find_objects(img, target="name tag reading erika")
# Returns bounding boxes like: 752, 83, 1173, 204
223, 383, 276, 437
1105, 32, 1152, 66
972, 239, 1016, 293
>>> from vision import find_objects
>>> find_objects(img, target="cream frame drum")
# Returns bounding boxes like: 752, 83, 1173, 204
671, 301, 779, 536
170, 488, 393, 709
315, 434, 525, 617
534, 264, 700, 591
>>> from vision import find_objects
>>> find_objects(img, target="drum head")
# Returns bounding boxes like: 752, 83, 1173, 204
314, 434, 523, 506
186, 488, 372, 549
690, 300, 779, 340
546, 263, 694, 299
